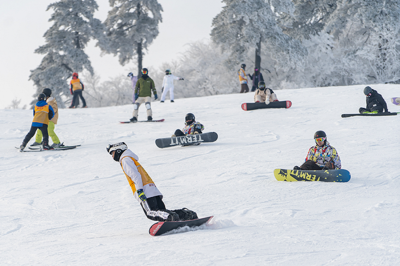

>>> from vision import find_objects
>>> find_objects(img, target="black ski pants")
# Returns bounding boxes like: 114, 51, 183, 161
70, 89, 86, 108
23, 124, 49, 146
300, 160, 323, 170
141, 196, 197, 221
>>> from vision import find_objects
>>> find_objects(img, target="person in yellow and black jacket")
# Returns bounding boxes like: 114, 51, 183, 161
130, 68, 158, 122
69, 72, 87, 108
106, 142, 198, 222
20, 93, 55, 151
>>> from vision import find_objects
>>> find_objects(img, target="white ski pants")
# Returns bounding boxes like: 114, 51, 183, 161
161, 86, 174, 101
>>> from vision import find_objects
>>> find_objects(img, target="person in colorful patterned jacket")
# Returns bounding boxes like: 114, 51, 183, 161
130, 68, 158, 122
172, 113, 204, 137
238, 63, 249, 93
106, 142, 198, 221
293, 131, 341, 170
30, 88, 63, 148
20, 93, 55, 151
69, 72, 87, 108
254, 81, 278, 104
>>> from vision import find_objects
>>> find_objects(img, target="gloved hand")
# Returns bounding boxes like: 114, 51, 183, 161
322, 161, 334, 170
134, 93, 139, 100
179, 78, 184, 80
137, 189, 147, 202
154, 94, 158, 100
265, 101, 270, 105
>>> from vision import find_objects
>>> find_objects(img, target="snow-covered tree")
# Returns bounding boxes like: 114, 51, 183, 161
29, 0, 105, 107
101, 0, 163, 77
211, 0, 305, 71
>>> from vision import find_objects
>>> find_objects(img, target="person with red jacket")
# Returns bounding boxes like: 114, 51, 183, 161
69, 72, 87, 108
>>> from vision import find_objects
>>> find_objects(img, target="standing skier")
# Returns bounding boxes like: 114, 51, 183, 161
160, 69, 184, 103
254, 81, 278, 104
248, 68, 264, 92
30, 88, 62, 148
359, 86, 389, 114
106, 142, 198, 221
172, 113, 204, 137
19, 93, 55, 151
293, 131, 341, 170
238, 63, 249, 93
130, 68, 158, 122
128, 72, 138, 104
69, 72, 87, 108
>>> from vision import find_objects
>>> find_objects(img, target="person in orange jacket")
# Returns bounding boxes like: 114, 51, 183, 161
69, 72, 87, 108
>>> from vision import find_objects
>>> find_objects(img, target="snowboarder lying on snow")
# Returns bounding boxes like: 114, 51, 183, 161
20, 93, 55, 151
293, 131, 341, 170
107, 142, 198, 222
254, 81, 278, 104
359, 86, 389, 114
172, 113, 204, 137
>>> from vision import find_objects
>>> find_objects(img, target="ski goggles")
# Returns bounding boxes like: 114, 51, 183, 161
315, 137, 326, 142
142, 70, 148, 75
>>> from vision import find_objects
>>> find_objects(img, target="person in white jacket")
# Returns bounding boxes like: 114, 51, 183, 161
160, 69, 184, 103
106, 142, 198, 222
127, 72, 138, 104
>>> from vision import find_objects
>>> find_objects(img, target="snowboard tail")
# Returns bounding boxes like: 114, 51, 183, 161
241, 101, 292, 111
155, 132, 218, 148
149, 216, 213, 236
341, 112, 398, 118
274, 169, 351, 182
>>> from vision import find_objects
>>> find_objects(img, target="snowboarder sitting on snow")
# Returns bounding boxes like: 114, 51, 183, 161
254, 81, 278, 104
106, 142, 198, 222
20, 93, 55, 151
359, 86, 389, 114
293, 131, 341, 170
172, 113, 204, 137
30, 88, 63, 148
130, 68, 158, 122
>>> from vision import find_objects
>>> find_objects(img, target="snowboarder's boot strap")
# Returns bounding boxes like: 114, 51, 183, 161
130, 117, 138, 123
173, 208, 198, 221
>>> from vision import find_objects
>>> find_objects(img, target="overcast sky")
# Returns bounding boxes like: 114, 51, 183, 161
0, 0, 223, 108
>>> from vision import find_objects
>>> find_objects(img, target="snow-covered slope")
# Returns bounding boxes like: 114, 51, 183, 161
1, 85, 399, 265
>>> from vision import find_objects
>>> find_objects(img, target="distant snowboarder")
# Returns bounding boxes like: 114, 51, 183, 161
19, 93, 55, 151
172, 113, 204, 137
69, 72, 87, 108
293, 131, 341, 170
128, 72, 138, 104
130, 68, 158, 122
238, 63, 249, 93
106, 142, 198, 221
248, 68, 264, 92
254, 81, 278, 104
359, 86, 389, 114
160, 69, 184, 103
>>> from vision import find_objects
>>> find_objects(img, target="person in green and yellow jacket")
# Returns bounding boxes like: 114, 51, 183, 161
30, 88, 63, 148
130, 68, 158, 122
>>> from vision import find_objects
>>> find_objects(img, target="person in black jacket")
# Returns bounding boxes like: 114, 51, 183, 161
359, 86, 389, 114
248, 68, 264, 92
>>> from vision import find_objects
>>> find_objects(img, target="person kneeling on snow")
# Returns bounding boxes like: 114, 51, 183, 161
172, 113, 204, 137
254, 81, 278, 104
293, 131, 341, 171
107, 142, 198, 222
359, 86, 389, 114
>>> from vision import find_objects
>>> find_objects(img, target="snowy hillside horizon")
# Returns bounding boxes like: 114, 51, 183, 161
1, 84, 399, 265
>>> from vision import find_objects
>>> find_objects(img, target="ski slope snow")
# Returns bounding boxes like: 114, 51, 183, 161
1, 84, 399, 265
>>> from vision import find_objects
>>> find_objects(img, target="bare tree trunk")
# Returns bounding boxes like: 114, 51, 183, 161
255, 38, 261, 71
138, 39, 143, 78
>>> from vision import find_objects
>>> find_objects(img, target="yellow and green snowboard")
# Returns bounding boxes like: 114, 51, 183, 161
274, 169, 351, 182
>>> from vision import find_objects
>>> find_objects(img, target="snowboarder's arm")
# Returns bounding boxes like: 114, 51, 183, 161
305, 147, 316, 162
260, 73, 264, 81
48, 105, 55, 120
330, 148, 341, 169
172, 75, 180, 80
134, 80, 140, 94
151, 80, 157, 96
121, 157, 144, 190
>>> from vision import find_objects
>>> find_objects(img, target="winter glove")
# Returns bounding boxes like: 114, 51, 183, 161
154, 94, 158, 100
137, 189, 147, 202
134, 93, 139, 100
265, 101, 270, 105
322, 161, 335, 170
179, 78, 184, 80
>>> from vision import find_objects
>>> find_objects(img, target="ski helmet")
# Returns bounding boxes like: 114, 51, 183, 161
42, 88, 52, 97
37, 93, 46, 101
241, 64, 246, 69
72, 72, 78, 78
106, 142, 128, 162
165, 69, 171, 75
141, 68, 148, 75
185, 113, 195, 125
364, 86, 373, 96
258, 81, 266, 89
127, 72, 133, 77
314, 130, 326, 139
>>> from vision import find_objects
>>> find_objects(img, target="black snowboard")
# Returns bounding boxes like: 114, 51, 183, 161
241, 101, 292, 111
149, 216, 213, 236
274, 169, 351, 182
155, 132, 218, 148
120, 119, 164, 123
341, 112, 398, 118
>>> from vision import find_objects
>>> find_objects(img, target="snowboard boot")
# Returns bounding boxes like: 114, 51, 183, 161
130, 117, 138, 123
51, 142, 64, 148
160, 101, 164, 103
170, 100, 174, 103
166, 212, 180, 221
30, 141, 42, 147
173, 208, 198, 221
293, 166, 301, 170
19, 144, 26, 152
147, 116, 153, 121
42, 142, 54, 150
